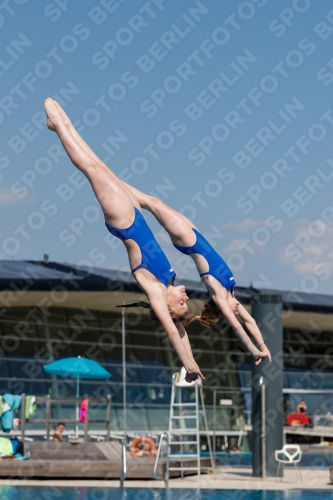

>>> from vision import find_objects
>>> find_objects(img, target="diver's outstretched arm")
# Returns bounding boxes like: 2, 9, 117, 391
237, 304, 272, 362
175, 322, 205, 381
214, 295, 270, 365
146, 289, 204, 380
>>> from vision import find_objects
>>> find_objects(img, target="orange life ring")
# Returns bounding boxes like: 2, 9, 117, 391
130, 437, 157, 458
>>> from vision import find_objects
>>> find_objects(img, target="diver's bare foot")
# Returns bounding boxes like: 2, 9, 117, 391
54, 101, 72, 128
44, 98, 62, 131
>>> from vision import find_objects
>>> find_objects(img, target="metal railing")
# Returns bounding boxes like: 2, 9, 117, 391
20, 394, 111, 442
121, 438, 127, 487
259, 376, 266, 478
153, 432, 169, 488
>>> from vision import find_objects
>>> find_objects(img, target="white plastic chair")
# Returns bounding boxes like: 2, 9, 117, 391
275, 444, 302, 482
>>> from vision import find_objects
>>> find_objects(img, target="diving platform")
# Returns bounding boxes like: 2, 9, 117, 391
0, 441, 215, 479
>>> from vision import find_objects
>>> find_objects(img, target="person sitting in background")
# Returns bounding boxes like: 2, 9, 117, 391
230, 444, 240, 453
286, 399, 311, 427
297, 400, 307, 414
135, 442, 151, 457
53, 422, 65, 442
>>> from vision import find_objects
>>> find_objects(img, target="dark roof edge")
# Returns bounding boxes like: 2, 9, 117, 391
0, 260, 333, 315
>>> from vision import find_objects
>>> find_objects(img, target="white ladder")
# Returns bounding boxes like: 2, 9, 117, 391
166, 368, 214, 482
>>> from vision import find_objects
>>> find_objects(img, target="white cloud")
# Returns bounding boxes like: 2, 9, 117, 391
222, 218, 263, 232
0, 190, 20, 206
0, 179, 34, 206
223, 238, 248, 255
218, 218, 274, 259
278, 218, 333, 276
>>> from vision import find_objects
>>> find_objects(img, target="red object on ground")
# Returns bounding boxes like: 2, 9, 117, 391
286, 412, 310, 426
79, 397, 89, 423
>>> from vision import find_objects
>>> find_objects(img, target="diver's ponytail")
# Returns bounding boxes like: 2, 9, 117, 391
182, 314, 202, 327
183, 300, 223, 329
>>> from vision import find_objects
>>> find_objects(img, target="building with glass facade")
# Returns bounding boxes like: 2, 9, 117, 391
1, 260, 333, 450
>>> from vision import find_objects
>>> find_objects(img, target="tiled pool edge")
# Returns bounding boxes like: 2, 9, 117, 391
0, 467, 331, 490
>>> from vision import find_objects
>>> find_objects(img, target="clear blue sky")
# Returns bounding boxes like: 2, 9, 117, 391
1, 0, 333, 295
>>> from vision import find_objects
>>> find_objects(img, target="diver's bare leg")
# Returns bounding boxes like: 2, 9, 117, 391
123, 183, 197, 246
54, 101, 140, 209
44, 98, 134, 228
124, 183, 196, 246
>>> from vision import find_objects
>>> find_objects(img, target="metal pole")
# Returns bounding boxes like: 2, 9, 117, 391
213, 389, 216, 464
122, 307, 126, 437
165, 432, 170, 489
195, 384, 200, 482
106, 394, 111, 442
21, 394, 26, 441
76, 373, 80, 438
199, 386, 214, 471
121, 306, 126, 487
46, 395, 51, 441
120, 439, 127, 488
153, 432, 166, 480
252, 294, 283, 477
260, 376, 266, 478
75, 355, 81, 438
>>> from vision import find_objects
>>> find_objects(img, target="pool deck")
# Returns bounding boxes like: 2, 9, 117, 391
0, 467, 331, 490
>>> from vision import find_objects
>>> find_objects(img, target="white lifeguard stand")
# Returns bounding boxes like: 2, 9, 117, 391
166, 367, 214, 481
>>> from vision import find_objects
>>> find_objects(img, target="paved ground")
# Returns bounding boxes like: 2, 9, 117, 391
0, 467, 331, 490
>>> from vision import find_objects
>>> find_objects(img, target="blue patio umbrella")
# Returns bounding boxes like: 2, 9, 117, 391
44, 356, 111, 390
44, 356, 111, 436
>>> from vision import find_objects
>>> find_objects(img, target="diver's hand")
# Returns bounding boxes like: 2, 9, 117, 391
260, 344, 272, 362
185, 365, 205, 383
254, 345, 272, 365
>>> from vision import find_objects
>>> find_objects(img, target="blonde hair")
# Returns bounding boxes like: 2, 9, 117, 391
183, 299, 223, 329
116, 301, 184, 323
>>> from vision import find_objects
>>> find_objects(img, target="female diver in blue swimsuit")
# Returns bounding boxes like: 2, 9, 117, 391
121, 185, 272, 365
44, 98, 204, 381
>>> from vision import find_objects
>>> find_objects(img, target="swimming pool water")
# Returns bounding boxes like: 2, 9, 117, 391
0, 488, 332, 500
